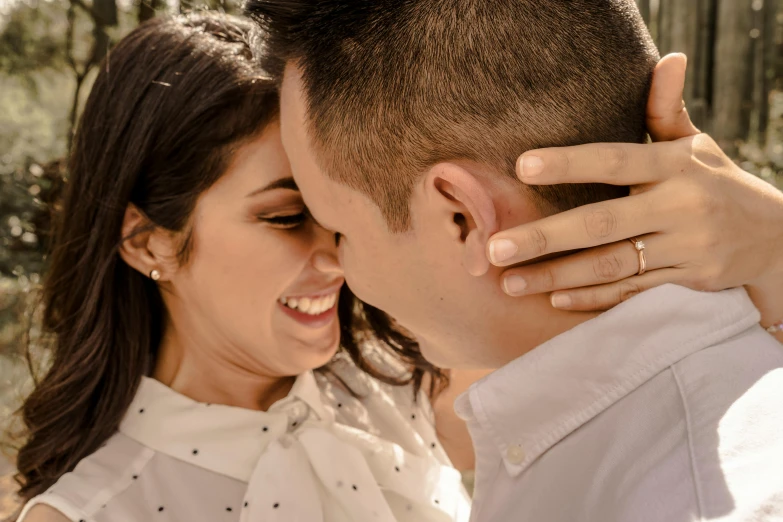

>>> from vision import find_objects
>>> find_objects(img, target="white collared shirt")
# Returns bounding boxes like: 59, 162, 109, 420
456, 285, 783, 522
19, 354, 471, 522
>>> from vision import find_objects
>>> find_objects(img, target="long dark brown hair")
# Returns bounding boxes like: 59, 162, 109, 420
14, 12, 444, 503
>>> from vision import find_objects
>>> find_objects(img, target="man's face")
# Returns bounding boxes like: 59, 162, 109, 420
279, 65, 561, 369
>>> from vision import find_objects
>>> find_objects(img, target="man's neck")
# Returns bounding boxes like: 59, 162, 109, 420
485, 188, 603, 367
486, 293, 601, 368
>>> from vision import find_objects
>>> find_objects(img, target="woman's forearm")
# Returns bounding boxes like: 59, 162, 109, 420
746, 277, 783, 344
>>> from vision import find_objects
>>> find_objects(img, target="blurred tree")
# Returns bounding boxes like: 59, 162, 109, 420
0, 3, 67, 80
756, 0, 781, 143
636, 0, 651, 25
0, 160, 65, 278
64, 0, 118, 151
139, 0, 166, 23
713, 0, 754, 156
92, 0, 118, 62
693, 0, 718, 131
657, 0, 702, 125
179, 0, 196, 13
653, 0, 782, 158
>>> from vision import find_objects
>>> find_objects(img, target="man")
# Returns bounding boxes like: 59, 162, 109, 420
247, 0, 783, 520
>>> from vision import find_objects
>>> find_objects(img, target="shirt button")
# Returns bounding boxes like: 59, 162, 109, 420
279, 434, 294, 448
506, 444, 526, 464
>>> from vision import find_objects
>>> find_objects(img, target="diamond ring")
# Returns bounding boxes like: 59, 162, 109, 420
628, 237, 647, 276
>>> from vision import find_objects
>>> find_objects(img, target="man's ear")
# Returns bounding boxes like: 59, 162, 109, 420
423, 162, 498, 276
119, 205, 176, 281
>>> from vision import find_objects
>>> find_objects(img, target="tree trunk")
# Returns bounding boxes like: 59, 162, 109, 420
764, 0, 783, 162
691, 0, 718, 131
91, 0, 116, 63
712, 0, 754, 156
775, 0, 783, 89
657, 0, 674, 53
669, 2, 701, 108
657, 0, 712, 129
139, 0, 163, 23
93, 0, 118, 26
750, 0, 770, 143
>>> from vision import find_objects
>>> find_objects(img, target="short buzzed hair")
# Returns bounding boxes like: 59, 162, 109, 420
248, 0, 659, 231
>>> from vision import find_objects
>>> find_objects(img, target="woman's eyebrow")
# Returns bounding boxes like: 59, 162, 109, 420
245, 177, 299, 197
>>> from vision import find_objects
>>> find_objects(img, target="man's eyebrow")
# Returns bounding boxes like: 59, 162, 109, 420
245, 177, 299, 197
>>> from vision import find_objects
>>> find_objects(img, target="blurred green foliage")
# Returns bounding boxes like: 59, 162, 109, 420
0, 4, 65, 76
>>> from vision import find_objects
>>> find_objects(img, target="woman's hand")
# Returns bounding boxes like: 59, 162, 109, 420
487, 54, 783, 336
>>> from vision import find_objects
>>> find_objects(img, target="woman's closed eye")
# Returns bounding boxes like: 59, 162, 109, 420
257, 211, 308, 228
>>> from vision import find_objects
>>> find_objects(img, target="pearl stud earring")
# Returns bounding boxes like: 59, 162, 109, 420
150, 269, 161, 281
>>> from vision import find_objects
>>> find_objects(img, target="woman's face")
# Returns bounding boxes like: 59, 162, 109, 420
162, 122, 344, 378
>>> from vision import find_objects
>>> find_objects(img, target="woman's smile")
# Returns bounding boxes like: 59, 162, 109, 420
278, 281, 343, 328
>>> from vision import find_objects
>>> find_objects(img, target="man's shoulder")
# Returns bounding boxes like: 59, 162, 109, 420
533, 326, 783, 520
667, 325, 783, 520
476, 325, 783, 521
672, 323, 783, 414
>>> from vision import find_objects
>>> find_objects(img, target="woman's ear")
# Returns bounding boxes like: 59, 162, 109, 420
423, 163, 499, 276
119, 205, 176, 281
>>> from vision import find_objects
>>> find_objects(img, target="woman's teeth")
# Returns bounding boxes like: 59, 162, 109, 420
280, 292, 338, 316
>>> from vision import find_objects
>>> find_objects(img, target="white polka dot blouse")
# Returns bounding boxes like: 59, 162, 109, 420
17, 353, 471, 522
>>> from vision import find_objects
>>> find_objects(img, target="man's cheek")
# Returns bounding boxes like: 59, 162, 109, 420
341, 254, 373, 304
343, 262, 388, 313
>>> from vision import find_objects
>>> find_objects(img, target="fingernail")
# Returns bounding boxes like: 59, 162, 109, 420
489, 239, 518, 264
503, 275, 528, 295
551, 294, 572, 309
520, 155, 544, 178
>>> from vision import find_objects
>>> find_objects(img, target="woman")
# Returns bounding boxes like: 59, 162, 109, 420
14, 13, 468, 522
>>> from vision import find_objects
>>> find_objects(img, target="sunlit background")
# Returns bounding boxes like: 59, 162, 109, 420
1, 0, 781, 516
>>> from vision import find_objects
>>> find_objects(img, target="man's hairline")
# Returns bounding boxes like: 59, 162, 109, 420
277, 58, 562, 234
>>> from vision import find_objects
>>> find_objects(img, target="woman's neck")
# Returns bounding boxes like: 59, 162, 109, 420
152, 325, 296, 411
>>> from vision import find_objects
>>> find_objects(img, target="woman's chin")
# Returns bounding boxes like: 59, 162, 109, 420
292, 329, 341, 370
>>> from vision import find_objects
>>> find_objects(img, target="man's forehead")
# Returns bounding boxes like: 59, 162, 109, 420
278, 64, 363, 231
280, 64, 307, 125
276, 72, 334, 222
278, 66, 315, 182
278, 67, 305, 142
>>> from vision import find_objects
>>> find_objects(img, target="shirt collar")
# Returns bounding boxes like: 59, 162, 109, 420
269, 369, 332, 421
455, 284, 761, 478
119, 371, 332, 482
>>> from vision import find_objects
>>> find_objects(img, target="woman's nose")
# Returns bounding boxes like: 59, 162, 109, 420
311, 226, 343, 276
312, 250, 343, 275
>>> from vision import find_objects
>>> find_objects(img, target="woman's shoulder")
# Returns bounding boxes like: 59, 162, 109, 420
17, 432, 150, 522
18, 503, 71, 522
